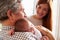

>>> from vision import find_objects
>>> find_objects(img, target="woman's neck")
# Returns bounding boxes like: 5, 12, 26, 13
2, 20, 14, 26
33, 15, 42, 20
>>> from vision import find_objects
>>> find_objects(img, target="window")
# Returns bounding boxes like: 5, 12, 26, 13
22, 0, 35, 17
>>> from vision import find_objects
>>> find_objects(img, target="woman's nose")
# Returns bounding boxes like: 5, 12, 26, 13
39, 9, 43, 13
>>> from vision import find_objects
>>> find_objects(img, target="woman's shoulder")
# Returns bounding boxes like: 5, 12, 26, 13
27, 15, 34, 20
27, 15, 38, 23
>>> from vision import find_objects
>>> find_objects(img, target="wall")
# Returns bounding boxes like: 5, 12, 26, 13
52, 0, 59, 40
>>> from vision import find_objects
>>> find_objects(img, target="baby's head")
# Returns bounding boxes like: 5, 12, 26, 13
15, 18, 33, 32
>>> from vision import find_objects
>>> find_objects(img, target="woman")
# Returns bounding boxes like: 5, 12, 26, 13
28, 0, 52, 31
28, 0, 55, 40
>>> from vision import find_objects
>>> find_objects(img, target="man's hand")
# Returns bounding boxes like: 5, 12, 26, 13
8, 29, 15, 36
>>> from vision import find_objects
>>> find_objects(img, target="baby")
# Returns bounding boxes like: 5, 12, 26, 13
15, 18, 34, 33
8, 18, 51, 40
8, 18, 42, 40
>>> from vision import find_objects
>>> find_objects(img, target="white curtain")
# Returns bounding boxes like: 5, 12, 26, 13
52, 0, 59, 40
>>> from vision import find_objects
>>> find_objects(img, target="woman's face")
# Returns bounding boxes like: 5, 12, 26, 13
36, 4, 48, 19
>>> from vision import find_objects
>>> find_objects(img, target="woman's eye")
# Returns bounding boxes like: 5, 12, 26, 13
43, 8, 48, 12
38, 6, 41, 9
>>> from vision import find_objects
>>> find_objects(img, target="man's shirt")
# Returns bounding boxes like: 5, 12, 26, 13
0, 31, 37, 40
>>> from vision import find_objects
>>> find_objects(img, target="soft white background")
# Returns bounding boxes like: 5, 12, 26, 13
21, 0, 35, 17
58, 0, 60, 40
52, 0, 60, 40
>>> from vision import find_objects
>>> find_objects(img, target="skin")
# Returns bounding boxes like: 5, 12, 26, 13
35, 4, 48, 19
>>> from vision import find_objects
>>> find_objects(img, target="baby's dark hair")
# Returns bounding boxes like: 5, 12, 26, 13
15, 19, 29, 32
